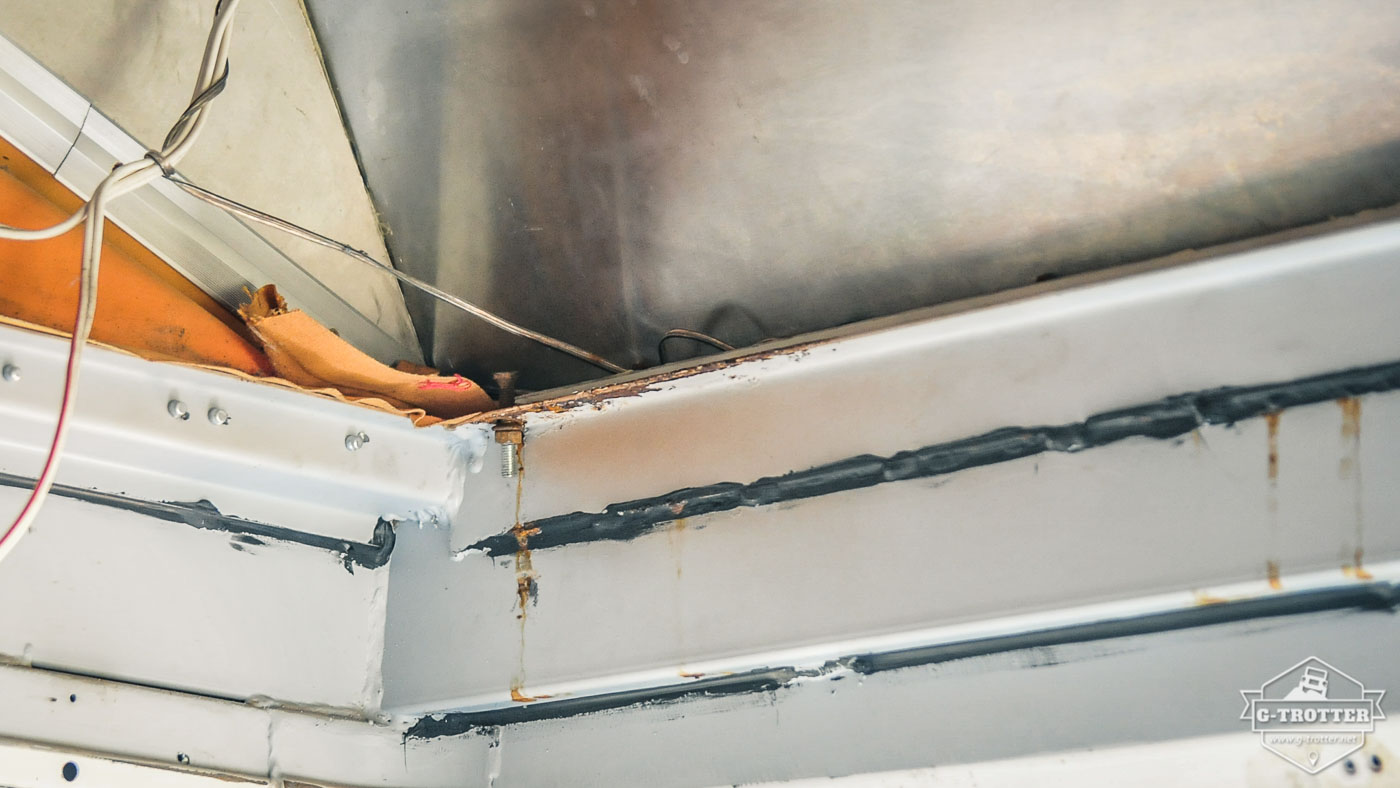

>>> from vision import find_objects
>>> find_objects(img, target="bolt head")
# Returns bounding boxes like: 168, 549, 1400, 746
207, 407, 230, 426
493, 420, 524, 445
1, 364, 19, 383
167, 400, 190, 420
345, 432, 368, 451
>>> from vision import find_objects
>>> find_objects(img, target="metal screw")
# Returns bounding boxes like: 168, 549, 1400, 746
500, 442, 519, 477
207, 407, 230, 426
1, 364, 19, 383
493, 371, 519, 409
345, 432, 369, 451
167, 400, 190, 420
494, 420, 524, 478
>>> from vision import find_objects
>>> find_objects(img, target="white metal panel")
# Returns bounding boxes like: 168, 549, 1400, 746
449, 219, 1400, 549
730, 728, 1400, 788
0, 740, 275, 788
0, 664, 490, 787
0, 324, 462, 543
0, 664, 271, 776
4, 610, 1395, 787
387, 392, 1400, 712
483, 608, 1400, 787
0, 492, 388, 709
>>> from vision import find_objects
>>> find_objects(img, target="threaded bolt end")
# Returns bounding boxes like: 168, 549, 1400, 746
500, 443, 519, 477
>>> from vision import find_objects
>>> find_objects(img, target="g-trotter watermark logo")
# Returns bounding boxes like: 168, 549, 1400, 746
1241, 657, 1386, 773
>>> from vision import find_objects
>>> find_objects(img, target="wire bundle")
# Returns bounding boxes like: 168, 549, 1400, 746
0, 0, 246, 565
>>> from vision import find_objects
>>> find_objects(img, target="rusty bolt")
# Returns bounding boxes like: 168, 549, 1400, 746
494, 420, 524, 478
493, 371, 519, 409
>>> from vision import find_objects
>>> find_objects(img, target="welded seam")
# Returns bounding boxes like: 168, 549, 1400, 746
0, 472, 395, 570
406, 582, 1399, 738
406, 667, 797, 737
465, 359, 1400, 556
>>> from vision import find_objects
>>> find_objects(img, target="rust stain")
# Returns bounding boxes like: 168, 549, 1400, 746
509, 687, 554, 703
1193, 591, 1229, 606
510, 450, 537, 698
1264, 413, 1281, 590
1339, 398, 1366, 577
1339, 397, 1361, 439
669, 516, 688, 583
1343, 548, 1374, 581
1264, 411, 1280, 481
679, 671, 705, 679
511, 459, 537, 617
515, 573, 539, 614
446, 341, 823, 426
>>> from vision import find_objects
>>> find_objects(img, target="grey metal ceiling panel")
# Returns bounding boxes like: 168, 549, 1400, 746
305, 0, 1400, 388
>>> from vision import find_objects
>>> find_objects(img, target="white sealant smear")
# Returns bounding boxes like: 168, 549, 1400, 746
486, 727, 504, 786
360, 567, 391, 715
420, 426, 491, 530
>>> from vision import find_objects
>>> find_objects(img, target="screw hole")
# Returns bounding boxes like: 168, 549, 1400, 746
1372, 754, 1384, 772
177, 752, 190, 764
62, 761, 77, 781
1345, 759, 1356, 775
68, 694, 76, 703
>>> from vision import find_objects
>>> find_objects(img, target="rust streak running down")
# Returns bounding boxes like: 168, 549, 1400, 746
1338, 397, 1368, 580
1264, 412, 1282, 591
1339, 397, 1362, 438
1264, 411, 1281, 481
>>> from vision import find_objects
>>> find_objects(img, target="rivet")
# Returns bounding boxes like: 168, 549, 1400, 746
345, 431, 369, 451
207, 407, 230, 426
1, 364, 19, 383
167, 400, 190, 420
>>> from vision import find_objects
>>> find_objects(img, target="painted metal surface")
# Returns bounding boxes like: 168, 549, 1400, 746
0, 491, 390, 709
0, 740, 274, 788
0, 32, 420, 366
445, 218, 1400, 552
306, 0, 1400, 387
439, 606, 1400, 786
371, 220, 1400, 715
0, 312, 476, 710
0, 664, 489, 787
2, 610, 1395, 787
386, 393, 1400, 713
731, 728, 1400, 788
0, 323, 462, 543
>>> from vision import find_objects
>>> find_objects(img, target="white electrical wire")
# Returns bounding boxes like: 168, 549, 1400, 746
0, 206, 87, 241
0, 0, 245, 567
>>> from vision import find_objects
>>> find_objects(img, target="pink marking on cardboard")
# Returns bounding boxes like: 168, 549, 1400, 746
418, 375, 475, 390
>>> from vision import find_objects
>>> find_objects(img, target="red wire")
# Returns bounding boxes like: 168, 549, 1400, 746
0, 264, 87, 552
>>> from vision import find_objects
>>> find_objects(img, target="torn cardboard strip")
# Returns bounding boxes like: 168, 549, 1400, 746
238, 285, 495, 420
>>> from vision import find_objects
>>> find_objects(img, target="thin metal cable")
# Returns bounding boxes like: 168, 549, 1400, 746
657, 328, 734, 362
165, 176, 628, 374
